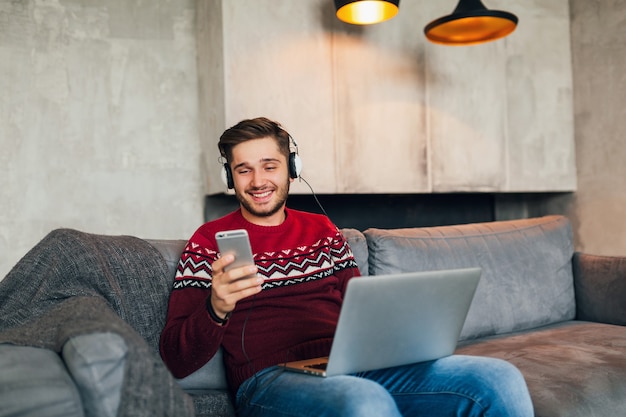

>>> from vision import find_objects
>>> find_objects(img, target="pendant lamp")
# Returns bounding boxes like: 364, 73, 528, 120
424, 0, 518, 46
334, 0, 400, 25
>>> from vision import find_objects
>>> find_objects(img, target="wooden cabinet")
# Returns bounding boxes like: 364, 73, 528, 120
197, 0, 575, 195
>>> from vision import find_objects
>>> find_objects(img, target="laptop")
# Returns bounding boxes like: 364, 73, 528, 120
281, 267, 481, 377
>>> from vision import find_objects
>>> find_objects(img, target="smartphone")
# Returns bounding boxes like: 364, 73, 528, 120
215, 229, 255, 272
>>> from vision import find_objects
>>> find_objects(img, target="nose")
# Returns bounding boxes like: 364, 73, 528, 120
250, 169, 265, 188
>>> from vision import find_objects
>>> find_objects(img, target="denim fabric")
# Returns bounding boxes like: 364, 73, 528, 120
235, 355, 533, 417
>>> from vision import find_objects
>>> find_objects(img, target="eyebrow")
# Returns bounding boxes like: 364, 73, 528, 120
232, 157, 281, 171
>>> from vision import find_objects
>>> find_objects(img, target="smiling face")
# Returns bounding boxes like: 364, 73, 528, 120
230, 137, 292, 226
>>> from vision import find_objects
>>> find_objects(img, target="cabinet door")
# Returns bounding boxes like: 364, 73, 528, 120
426, 39, 508, 192
200, 0, 337, 195
425, 0, 575, 192
224, 0, 338, 194
332, 0, 429, 193
503, 0, 576, 191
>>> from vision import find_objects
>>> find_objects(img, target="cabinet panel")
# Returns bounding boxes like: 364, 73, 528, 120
332, 1, 429, 193
206, 0, 337, 194
426, 40, 508, 192
504, 0, 576, 191
224, 0, 337, 194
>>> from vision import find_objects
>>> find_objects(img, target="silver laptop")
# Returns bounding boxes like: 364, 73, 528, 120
281, 267, 481, 377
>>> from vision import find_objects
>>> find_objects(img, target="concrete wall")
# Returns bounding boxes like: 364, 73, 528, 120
0, 0, 204, 279
568, 0, 626, 255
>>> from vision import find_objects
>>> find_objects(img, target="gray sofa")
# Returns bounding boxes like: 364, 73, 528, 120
1, 215, 626, 416
151, 214, 626, 416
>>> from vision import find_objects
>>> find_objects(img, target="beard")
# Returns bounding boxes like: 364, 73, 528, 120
236, 178, 291, 219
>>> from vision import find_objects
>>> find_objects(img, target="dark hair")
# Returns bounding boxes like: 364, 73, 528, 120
218, 117, 291, 163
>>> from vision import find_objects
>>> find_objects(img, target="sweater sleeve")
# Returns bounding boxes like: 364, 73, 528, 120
159, 231, 226, 379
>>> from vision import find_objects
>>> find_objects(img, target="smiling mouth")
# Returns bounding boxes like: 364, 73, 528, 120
250, 189, 273, 200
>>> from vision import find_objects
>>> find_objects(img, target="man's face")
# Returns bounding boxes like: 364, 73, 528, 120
230, 137, 291, 226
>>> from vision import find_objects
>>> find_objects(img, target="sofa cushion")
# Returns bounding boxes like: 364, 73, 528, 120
341, 228, 369, 276
456, 321, 626, 417
145, 238, 232, 394
0, 344, 85, 417
364, 215, 576, 339
191, 392, 237, 417
573, 252, 626, 326
62, 333, 127, 417
176, 348, 228, 392
146, 238, 188, 280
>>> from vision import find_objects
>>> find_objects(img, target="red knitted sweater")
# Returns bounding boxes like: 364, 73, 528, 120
159, 208, 360, 394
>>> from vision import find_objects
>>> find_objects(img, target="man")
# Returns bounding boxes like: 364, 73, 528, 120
160, 117, 534, 416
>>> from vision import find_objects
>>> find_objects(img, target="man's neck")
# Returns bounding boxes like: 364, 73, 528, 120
240, 206, 287, 226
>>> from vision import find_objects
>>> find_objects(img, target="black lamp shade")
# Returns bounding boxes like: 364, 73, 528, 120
334, 0, 400, 25
424, 0, 518, 45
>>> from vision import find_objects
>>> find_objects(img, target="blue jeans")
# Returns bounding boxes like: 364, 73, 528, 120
235, 355, 534, 417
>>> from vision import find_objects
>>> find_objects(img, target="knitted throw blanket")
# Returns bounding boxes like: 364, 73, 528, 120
0, 228, 194, 417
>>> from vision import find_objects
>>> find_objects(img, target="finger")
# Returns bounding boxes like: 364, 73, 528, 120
228, 273, 263, 292
226, 264, 258, 281
212, 254, 234, 275
224, 276, 263, 302
235, 282, 263, 300
211, 267, 261, 302
211, 275, 263, 314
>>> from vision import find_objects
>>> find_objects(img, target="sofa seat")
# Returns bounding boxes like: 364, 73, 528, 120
456, 320, 626, 417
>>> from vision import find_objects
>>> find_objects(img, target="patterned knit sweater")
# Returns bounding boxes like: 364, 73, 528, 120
159, 208, 360, 394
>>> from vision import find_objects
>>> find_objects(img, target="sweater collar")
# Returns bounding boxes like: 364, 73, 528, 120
233, 207, 294, 234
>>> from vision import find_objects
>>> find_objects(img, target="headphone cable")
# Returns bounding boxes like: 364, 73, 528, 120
298, 175, 330, 219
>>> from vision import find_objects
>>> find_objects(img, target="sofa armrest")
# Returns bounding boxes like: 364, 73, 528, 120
573, 252, 626, 325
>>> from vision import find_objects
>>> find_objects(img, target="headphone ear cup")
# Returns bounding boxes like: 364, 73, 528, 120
289, 152, 303, 179
222, 163, 234, 189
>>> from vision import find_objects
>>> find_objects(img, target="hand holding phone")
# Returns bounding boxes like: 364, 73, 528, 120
211, 229, 261, 322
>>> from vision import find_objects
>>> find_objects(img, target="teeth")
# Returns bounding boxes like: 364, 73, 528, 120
252, 191, 271, 198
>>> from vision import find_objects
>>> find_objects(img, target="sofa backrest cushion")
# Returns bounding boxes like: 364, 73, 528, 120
146, 238, 230, 390
363, 215, 576, 340
341, 228, 369, 276
146, 239, 187, 283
